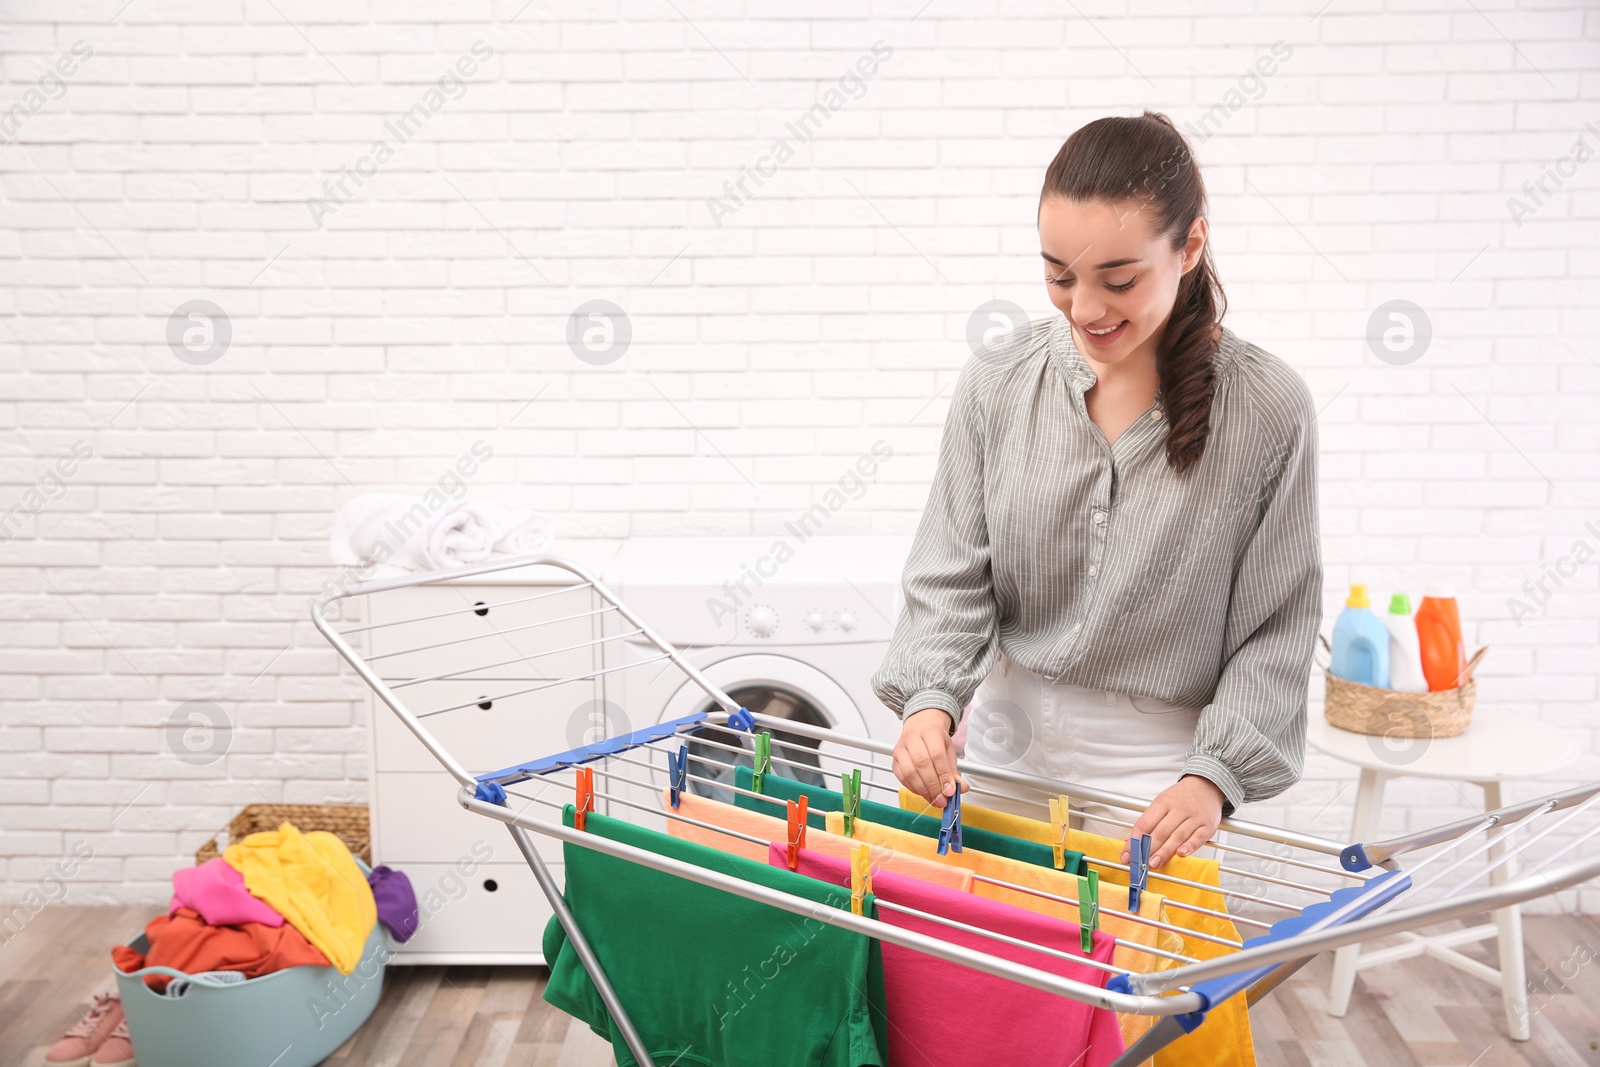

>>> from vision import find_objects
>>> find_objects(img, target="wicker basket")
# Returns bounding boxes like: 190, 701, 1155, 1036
1318, 633, 1487, 739
193, 803, 370, 866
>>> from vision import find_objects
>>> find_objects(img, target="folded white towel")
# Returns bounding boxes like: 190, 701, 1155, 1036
329, 491, 554, 571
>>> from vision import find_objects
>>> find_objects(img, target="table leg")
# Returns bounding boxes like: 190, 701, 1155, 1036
1328, 767, 1387, 1017
1481, 780, 1531, 1040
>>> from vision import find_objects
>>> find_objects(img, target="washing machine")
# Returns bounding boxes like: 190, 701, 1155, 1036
596, 535, 914, 832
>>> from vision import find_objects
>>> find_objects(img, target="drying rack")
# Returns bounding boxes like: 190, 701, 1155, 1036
312, 553, 1600, 1067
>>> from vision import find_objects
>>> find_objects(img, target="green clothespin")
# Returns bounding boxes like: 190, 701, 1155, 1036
751, 732, 772, 794
1077, 868, 1099, 954
841, 768, 862, 836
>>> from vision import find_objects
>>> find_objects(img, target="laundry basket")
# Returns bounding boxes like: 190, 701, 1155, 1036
112, 861, 388, 1067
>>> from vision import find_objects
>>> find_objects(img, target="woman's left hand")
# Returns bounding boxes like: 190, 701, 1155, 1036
1124, 774, 1225, 868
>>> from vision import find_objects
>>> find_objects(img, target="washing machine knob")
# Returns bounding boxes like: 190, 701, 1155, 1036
836, 610, 857, 632
747, 605, 779, 637
804, 611, 826, 631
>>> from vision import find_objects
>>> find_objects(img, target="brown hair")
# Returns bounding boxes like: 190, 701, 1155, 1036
1039, 109, 1226, 476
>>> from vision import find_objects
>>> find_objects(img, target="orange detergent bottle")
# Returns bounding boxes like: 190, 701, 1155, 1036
1416, 583, 1468, 691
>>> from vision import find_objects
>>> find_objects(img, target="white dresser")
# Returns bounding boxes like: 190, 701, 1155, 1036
360, 543, 622, 965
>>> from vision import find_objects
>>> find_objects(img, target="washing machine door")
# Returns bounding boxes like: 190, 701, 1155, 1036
657, 654, 870, 807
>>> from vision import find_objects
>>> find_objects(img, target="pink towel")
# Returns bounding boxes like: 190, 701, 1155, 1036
170, 857, 285, 928
770, 843, 1126, 1067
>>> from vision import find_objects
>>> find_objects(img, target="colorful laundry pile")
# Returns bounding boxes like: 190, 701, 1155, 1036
111, 822, 416, 992
540, 764, 1264, 1067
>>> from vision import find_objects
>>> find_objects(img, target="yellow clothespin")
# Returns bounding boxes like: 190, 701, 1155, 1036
850, 843, 873, 916
1048, 795, 1071, 870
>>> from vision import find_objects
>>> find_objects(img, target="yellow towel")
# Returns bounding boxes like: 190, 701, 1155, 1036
661, 789, 974, 892
900, 789, 1256, 1067
223, 822, 377, 974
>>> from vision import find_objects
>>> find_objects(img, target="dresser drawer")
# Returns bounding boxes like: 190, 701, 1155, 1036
372, 770, 566, 865
373, 676, 599, 774
388, 860, 559, 961
367, 582, 603, 682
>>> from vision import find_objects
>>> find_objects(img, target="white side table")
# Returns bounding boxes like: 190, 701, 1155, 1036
1307, 710, 1579, 1040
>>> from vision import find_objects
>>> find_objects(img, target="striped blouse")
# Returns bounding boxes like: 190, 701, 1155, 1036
870, 315, 1323, 812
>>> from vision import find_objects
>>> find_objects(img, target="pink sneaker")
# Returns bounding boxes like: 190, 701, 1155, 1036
44, 991, 123, 1067
90, 1017, 136, 1066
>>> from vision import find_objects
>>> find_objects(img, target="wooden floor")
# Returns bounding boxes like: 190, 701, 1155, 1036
7, 905, 1600, 1066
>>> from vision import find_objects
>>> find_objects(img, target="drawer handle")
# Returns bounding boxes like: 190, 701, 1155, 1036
483, 878, 498, 892
473, 601, 489, 617
477, 697, 493, 711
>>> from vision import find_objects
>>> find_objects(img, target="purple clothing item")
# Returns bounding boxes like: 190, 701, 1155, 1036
368, 865, 419, 943
169, 857, 286, 927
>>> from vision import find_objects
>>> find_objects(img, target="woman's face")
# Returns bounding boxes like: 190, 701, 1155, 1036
1038, 195, 1207, 375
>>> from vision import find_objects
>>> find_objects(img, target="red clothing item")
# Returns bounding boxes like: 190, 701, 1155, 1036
112, 906, 330, 992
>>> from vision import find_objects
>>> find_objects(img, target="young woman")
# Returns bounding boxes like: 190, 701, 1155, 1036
874, 110, 1323, 869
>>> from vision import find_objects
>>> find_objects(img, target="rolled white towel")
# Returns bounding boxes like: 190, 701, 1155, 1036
421, 499, 500, 569
329, 491, 413, 568
490, 508, 554, 556
330, 492, 555, 571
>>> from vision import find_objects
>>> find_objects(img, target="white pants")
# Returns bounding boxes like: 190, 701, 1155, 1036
954, 652, 1203, 840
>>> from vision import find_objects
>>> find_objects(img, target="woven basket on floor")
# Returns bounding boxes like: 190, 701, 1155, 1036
1318, 633, 1487, 739
193, 803, 370, 866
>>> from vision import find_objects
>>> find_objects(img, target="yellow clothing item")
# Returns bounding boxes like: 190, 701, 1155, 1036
900, 789, 1255, 1067
223, 822, 377, 975
659, 789, 975, 893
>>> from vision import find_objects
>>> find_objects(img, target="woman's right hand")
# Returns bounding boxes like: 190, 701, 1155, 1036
892, 707, 967, 809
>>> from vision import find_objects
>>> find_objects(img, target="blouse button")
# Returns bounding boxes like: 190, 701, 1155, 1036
1088, 564, 1098, 577
1092, 511, 1106, 524
1071, 623, 1082, 635
1150, 408, 1163, 421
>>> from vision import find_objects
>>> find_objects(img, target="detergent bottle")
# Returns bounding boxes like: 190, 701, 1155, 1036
1331, 584, 1390, 688
1382, 593, 1428, 692
1416, 583, 1468, 691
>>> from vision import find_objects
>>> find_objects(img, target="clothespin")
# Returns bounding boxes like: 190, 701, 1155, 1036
751, 732, 772, 794
1128, 833, 1152, 913
850, 843, 872, 916
574, 766, 594, 831
1077, 868, 1100, 953
667, 744, 687, 809
841, 768, 862, 837
1048, 795, 1071, 870
936, 785, 963, 855
785, 795, 809, 870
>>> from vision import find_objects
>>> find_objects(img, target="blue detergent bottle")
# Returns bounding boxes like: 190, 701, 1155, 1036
1331, 583, 1391, 688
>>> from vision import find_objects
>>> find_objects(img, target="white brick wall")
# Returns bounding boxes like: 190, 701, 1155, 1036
1, 3, 1598, 917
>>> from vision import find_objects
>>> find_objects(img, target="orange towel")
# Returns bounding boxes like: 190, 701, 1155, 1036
111, 906, 331, 993
900, 789, 1255, 1067
660, 788, 975, 892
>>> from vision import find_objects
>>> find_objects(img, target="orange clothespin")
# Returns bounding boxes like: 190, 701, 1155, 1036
850, 843, 873, 916
575, 766, 594, 831
785, 795, 809, 870
1048, 795, 1071, 870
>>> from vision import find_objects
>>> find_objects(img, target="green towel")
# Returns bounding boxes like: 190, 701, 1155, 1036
542, 803, 889, 1067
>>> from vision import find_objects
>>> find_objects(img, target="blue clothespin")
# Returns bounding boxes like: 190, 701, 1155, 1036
726, 706, 755, 732
751, 732, 772, 794
936, 785, 963, 855
1128, 833, 1152, 913
841, 768, 862, 837
667, 744, 688, 808
474, 781, 507, 805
